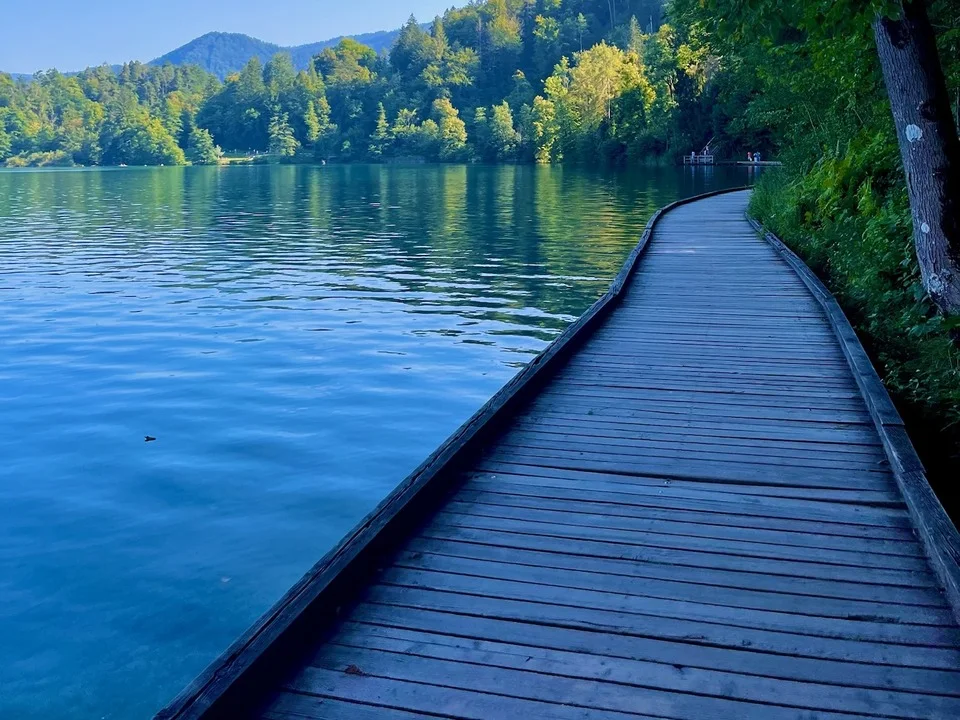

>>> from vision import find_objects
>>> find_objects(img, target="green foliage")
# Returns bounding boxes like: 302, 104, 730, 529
187, 126, 221, 164
4, 149, 74, 167
434, 97, 468, 161
268, 111, 299, 157
529, 95, 559, 163
3, 1, 713, 167
0, 119, 11, 160
368, 102, 391, 158
489, 101, 520, 160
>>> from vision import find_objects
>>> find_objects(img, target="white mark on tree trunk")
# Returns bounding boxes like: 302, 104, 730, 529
921, 222, 931, 233
905, 124, 923, 142
928, 273, 946, 295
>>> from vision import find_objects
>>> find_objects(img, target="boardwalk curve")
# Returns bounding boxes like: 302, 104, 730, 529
158, 189, 960, 720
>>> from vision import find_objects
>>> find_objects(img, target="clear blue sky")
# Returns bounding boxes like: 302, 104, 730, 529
2, 1, 456, 73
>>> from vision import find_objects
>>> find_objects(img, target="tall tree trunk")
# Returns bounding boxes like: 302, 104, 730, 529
873, 0, 960, 316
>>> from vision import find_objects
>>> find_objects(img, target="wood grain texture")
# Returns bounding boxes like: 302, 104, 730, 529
156, 189, 960, 720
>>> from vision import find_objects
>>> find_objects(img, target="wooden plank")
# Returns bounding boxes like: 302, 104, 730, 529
308, 642, 883, 720
395, 544, 953, 622
437, 504, 922, 567
512, 413, 884, 446
526, 395, 871, 425
457, 481, 912, 533
477, 452, 889, 491
444, 497, 921, 556
426, 515, 932, 581
464, 475, 911, 531
523, 400, 876, 427
501, 428, 889, 464
285, 664, 648, 720
534, 389, 867, 414
550, 376, 865, 401
376, 563, 957, 645
419, 521, 934, 588
330, 623, 960, 718
493, 435, 887, 473
363, 585, 960, 668
263, 693, 428, 720
404, 536, 944, 609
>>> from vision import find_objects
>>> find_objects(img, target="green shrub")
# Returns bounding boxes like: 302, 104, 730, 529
4, 150, 76, 167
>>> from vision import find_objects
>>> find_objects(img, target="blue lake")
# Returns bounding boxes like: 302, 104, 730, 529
0, 164, 751, 718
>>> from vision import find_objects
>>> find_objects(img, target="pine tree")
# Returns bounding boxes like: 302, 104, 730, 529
490, 101, 520, 160
628, 16, 644, 54
187, 126, 221, 165
368, 102, 391, 158
268, 111, 299, 157
304, 100, 321, 145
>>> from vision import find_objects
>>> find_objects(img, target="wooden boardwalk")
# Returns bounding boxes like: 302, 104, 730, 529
158, 190, 960, 720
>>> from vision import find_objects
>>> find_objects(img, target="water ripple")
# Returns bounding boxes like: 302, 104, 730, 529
0, 163, 748, 719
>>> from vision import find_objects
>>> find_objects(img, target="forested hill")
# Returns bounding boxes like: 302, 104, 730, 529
150, 30, 405, 80
1, 0, 681, 169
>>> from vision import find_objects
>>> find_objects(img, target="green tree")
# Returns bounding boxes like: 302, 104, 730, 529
264, 53, 296, 102
0, 121, 11, 161
392, 15, 433, 79
416, 117, 442, 159
472, 106, 492, 160
268, 110, 299, 157
187, 126, 221, 164
530, 95, 559, 163
368, 102, 391, 158
490, 101, 520, 160
304, 100, 321, 144
100, 103, 186, 166
433, 97, 467, 161
576, 13, 589, 52
391, 108, 422, 155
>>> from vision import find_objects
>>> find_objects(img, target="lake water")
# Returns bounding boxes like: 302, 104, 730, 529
0, 164, 751, 718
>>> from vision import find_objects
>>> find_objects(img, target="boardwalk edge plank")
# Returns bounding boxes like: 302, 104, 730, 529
748, 214, 960, 625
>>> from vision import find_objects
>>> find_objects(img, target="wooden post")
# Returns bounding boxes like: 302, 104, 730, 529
873, 0, 960, 316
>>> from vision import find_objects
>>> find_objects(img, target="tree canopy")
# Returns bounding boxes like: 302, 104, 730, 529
2, 1, 731, 166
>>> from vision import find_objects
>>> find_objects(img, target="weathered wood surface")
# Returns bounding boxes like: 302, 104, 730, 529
158, 190, 960, 720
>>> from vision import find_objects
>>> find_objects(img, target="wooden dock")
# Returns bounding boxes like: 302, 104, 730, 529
157, 189, 960, 720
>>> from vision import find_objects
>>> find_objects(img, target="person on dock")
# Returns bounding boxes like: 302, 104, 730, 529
755, 151, 762, 163
691, 151, 696, 163
747, 151, 753, 162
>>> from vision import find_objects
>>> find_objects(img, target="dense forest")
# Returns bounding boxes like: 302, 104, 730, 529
1, 0, 727, 167
2, 2, 959, 487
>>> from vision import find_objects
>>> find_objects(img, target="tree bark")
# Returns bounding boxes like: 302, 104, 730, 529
873, 0, 960, 316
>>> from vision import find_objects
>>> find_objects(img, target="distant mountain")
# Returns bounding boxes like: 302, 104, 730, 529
149, 29, 403, 79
